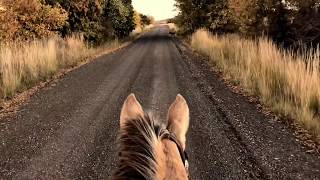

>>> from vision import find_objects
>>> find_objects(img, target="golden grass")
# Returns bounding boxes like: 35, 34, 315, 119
0, 35, 120, 98
191, 29, 320, 140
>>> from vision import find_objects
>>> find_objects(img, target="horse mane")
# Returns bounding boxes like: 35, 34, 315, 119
112, 113, 164, 180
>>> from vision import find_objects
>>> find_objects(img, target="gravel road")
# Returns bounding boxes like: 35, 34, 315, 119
0, 26, 319, 180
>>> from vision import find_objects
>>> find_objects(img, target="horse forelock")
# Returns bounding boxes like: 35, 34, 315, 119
112, 113, 163, 180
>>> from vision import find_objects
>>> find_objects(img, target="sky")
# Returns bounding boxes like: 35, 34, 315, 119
132, 0, 178, 21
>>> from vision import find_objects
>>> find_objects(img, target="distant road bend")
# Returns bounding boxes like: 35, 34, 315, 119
0, 26, 319, 179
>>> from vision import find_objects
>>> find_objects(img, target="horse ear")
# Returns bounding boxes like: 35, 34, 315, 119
120, 94, 144, 128
167, 94, 189, 149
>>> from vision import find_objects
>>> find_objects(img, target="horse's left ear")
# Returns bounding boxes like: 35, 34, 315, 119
167, 94, 189, 150
120, 94, 144, 128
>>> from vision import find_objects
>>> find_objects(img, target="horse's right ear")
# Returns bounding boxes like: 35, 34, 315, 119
167, 94, 189, 150
120, 94, 144, 128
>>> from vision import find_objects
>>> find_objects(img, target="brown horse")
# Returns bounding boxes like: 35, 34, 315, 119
112, 94, 190, 180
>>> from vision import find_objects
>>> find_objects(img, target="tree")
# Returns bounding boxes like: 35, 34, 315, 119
140, 14, 151, 26
0, 0, 68, 41
43, 0, 136, 42
175, 0, 205, 34
175, 0, 234, 34
266, 0, 291, 45
107, 0, 135, 38
0, 0, 137, 42
134, 10, 142, 30
288, 0, 320, 47
174, 0, 320, 48
44, 0, 113, 43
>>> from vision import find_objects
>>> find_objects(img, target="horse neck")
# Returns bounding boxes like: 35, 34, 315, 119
155, 139, 188, 180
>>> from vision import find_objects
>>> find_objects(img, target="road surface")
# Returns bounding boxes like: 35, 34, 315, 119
0, 26, 319, 179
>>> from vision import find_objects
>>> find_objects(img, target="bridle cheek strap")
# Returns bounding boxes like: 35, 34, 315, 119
160, 129, 189, 175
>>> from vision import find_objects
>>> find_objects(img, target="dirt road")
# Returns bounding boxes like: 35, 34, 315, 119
0, 26, 319, 179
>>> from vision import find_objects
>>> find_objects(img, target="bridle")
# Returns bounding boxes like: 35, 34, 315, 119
160, 129, 189, 174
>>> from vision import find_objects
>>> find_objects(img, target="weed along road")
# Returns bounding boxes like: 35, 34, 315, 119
0, 26, 319, 179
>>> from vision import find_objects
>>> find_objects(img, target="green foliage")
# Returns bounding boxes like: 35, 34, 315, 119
175, 0, 320, 47
1, 0, 136, 43
134, 10, 142, 29
174, 0, 233, 35
44, 0, 113, 44
139, 14, 154, 27
133, 10, 154, 33
107, 0, 135, 38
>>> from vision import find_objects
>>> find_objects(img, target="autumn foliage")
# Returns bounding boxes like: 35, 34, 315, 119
0, 0, 67, 41
0, 0, 136, 43
175, 0, 320, 47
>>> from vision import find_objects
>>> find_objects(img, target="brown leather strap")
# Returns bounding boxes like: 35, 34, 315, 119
160, 129, 189, 173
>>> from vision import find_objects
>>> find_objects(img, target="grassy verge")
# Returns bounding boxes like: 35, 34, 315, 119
191, 29, 320, 141
0, 35, 122, 99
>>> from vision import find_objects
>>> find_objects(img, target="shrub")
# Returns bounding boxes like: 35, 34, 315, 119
0, 0, 68, 41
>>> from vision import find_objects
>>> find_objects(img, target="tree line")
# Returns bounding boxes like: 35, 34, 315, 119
0, 0, 138, 44
134, 10, 155, 31
175, 0, 320, 47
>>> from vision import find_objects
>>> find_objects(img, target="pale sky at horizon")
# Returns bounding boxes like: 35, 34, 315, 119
132, 0, 178, 20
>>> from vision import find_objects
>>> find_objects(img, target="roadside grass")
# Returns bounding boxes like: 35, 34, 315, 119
0, 35, 121, 99
191, 29, 320, 140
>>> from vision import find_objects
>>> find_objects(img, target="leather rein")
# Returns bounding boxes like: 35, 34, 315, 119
160, 129, 189, 174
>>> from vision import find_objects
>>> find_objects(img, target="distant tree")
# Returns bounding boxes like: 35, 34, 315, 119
140, 14, 150, 26
134, 10, 142, 29
175, 0, 233, 34
174, 0, 208, 34
44, 0, 113, 43
107, 0, 135, 38
44, 0, 136, 42
148, 16, 155, 24
138, 14, 154, 27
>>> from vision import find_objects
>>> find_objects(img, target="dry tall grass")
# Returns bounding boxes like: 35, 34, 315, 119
191, 29, 320, 139
0, 35, 120, 98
